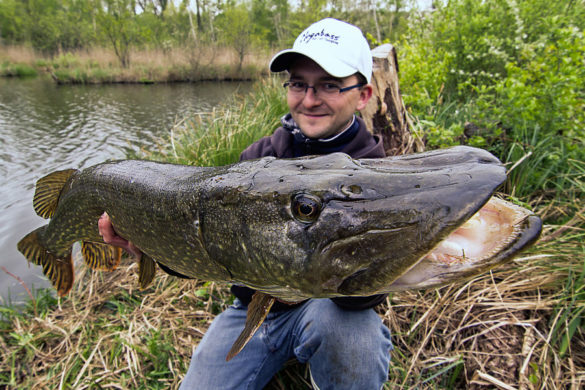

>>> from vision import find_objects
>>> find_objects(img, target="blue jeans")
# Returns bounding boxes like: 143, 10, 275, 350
180, 298, 392, 390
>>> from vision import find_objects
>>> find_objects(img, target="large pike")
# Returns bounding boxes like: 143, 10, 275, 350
17, 146, 542, 359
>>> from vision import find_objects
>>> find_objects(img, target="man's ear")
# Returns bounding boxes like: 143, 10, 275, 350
356, 84, 373, 111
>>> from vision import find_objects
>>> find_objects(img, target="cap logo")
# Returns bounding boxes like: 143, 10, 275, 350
299, 29, 340, 45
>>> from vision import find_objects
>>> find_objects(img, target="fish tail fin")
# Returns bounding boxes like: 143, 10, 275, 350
17, 226, 74, 296
138, 254, 156, 290
81, 241, 122, 271
33, 169, 78, 218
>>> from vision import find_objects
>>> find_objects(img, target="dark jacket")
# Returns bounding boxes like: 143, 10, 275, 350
231, 113, 388, 311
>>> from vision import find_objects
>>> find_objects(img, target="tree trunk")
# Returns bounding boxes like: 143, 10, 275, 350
188, 7, 197, 43
195, 0, 202, 31
359, 44, 424, 156
371, 1, 381, 43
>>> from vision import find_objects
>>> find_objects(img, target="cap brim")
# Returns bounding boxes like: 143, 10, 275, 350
269, 50, 302, 73
269, 49, 356, 79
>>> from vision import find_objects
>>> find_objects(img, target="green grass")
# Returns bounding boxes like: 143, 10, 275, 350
0, 63, 38, 78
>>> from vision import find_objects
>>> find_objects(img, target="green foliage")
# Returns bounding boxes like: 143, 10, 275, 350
0, 0, 414, 57
216, 3, 254, 70
399, 0, 585, 198
0, 0, 28, 43
0, 63, 38, 77
365, 32, 390, 48
97, 0, 141, 67
52, 52, 80, 69
475, 26, 585, 197
137, 330, 176, 382
398, 38, 450, 117
419, 120, 464, 149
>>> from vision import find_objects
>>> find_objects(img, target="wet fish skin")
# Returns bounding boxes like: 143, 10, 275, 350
17, 146, 539, 301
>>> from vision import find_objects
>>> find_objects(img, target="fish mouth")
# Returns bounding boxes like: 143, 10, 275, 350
314, 224, 422, 295
313, 196, 542, 296
385, 197, 542, 291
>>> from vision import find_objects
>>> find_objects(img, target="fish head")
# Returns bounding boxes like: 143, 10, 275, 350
200, 146, 541, 300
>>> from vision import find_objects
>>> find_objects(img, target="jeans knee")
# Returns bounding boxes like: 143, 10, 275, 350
313, 300, 386, 340
294, 299, 392, 363
296, 301, 392, 390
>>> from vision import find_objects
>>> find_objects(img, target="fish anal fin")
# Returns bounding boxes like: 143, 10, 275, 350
17, 226, 74, 296
33, 169, 77, 219
138, 254, 156, 290
226, 292, 275, 361
81, 241, 122, 271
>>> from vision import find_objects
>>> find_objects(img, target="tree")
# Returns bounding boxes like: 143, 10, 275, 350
0, 0, 28, 44
97, 0, 140, 67
217, 3, 253, 71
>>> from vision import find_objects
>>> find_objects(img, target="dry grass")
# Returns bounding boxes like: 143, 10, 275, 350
0, 45, 272, 83
1, 199, 583, 389
0, 45, 37, 64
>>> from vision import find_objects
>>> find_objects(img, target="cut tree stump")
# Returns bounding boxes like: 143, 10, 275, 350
360, 44, 424, 156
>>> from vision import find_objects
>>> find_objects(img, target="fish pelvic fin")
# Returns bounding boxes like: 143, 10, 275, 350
33, 169, 78, 219
17, 226, 74, 297
81, 241, 122, 271
138, 254, 156, 290
226, 292, 275, 361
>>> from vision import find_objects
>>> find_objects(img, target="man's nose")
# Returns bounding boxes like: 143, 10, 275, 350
302, 87, 322, 107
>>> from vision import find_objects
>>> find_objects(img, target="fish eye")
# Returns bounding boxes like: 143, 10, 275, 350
291, 194, 322, 223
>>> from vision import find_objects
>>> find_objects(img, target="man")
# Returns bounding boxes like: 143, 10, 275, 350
100, 18, 392, 390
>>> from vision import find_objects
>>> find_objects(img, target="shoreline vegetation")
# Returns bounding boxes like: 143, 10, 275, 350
1, 0, 584, 388
0, 45, 271, 84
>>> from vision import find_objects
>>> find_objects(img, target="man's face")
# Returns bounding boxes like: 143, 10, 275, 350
287, 57, 372, 139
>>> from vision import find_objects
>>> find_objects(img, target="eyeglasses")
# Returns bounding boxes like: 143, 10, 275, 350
283, 81, 365, 97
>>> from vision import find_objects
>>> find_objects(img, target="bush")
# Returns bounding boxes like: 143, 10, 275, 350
475, 26, 585, 197
399, 1, 585, 198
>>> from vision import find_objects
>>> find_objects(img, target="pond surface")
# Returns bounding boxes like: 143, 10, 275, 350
0, 77, 252, 303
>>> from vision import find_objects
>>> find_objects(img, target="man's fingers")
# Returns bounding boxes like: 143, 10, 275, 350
98, 212, 115, 239
125, 242, 142, 260
97, 212, 142, 259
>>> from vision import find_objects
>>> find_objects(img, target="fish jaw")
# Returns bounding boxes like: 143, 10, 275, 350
385, 197, 542, 291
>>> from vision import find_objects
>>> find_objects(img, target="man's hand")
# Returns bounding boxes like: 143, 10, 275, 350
98, 212, 142, 259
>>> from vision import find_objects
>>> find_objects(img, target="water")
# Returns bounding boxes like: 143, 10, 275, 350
0, 77, 252, 303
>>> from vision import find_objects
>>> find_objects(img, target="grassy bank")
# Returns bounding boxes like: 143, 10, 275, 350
1, 78, 583, 389
0, 45, 271, 84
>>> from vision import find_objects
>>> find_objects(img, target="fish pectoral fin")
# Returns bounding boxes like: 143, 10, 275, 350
17, 226, 74, 297
226, 292, 275, 361
138, 254, 156, 290
81, 241, 122, 271
33, 169, 77, 219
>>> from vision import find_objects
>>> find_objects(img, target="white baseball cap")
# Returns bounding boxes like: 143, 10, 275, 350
269, 18, 373, 83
